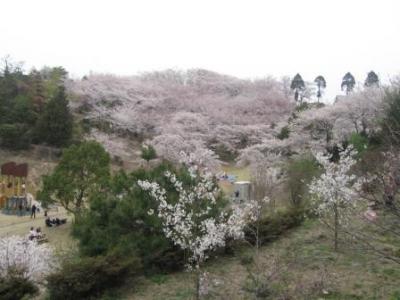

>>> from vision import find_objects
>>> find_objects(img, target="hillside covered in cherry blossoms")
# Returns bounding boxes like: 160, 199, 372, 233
68, 69, 386, 171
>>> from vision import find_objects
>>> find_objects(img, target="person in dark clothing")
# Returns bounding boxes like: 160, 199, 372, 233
31, 204, 37, 219
18, 203, 23, 216
45, 217, 53, 227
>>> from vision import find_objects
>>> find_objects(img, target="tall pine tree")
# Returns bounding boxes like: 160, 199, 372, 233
341, 72, 356, 95
290, 73, 305, 102
35, 86, 73, 147
365, 71, 379, 87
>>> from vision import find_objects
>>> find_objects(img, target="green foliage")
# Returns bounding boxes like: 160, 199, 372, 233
46, 254, 138, 300
295, 102, 309, 112
244, 208, 304, 246
72, 162, 188, 273
141, 144, 157, 162
382, 88, 400, 145
277, 126, 290, 140
365, 71, 379, 87
286, 154, 321, 207
0, 123, 31, 150
37, 141, 110, 216
0, 58, 74, 150
40, 66, 68, 98
0, 268, 38, 300
290, 74, 305, 91
34, 86, 73, 147
210, 143, 237, 162
341, 72, 356, 94
348, 132, 368, 155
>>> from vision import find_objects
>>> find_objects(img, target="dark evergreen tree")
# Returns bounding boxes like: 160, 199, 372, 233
290, 74, 305, 102
365, 71, 379, 87
341, 72, 356, 95
314, 75, 326, 103
37, 141, 110, 217
29, 69, 46, 113
35, 86, 73, 147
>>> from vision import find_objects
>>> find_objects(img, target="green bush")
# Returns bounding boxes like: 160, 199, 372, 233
0, 123, 31, 149
0, 269, 38, 300
141, 144, 157, 162
382, 88, 400, 145
348, 132, 368, 155
286, 154, 321, 207
244, 208, 304, 246
277, 126, 290, 140
295, 102, 309, 112
46, 254, 139, 300
210, 143, 237, 162
72, 163, 192, 273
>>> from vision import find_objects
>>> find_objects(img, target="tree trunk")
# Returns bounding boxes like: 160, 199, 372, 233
195, 269, 201, 300
334, 203, 339, 251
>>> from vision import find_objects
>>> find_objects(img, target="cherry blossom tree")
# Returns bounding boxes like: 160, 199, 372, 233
68, 70, 293, 161
309, 147, 360, 251
0, 236, 57, 282
138, 154, 259, 299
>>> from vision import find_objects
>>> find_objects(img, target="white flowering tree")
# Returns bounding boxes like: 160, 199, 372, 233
138, 154, 258, 299
309, 147, 360, 251
0, 236, 57, 282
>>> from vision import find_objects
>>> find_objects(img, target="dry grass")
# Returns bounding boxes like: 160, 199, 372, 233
121, 219, 400, 300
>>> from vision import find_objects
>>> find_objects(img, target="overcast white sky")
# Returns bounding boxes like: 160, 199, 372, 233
1, 0, 400, 100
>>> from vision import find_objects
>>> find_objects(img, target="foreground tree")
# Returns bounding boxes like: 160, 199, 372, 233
37, 141, 110, 218
314, 75, 326, 103
364, 71, 379, 88
290, 73, 305, 102
309, 147, 360, 251
138, 154, 258, 299
0, 236, 57, 299
0, 236, 56, 282
341, 72, 356, 95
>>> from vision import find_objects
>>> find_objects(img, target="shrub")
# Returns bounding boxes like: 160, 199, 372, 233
210, 143, 237, 162
141, 144, 157, 162
0, 269, 38, 300
286, 154, 321, 207
348, 132, 368, 155
46, 254, 139, 300
277, 126, 290, 140
382, 88, 400, 145
244, 208, 304, 246
295, 102, 309, 112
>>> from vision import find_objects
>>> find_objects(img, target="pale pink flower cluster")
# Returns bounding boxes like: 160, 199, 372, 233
0, 236, 57, 282
138, 162, 259, 268
309, 147, 360, 218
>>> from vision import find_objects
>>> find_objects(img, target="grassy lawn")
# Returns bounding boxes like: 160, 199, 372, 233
0, 209, 76, 253
122, 219, 400, 300
219, 165, 251, 196
220, 165, 251, 181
